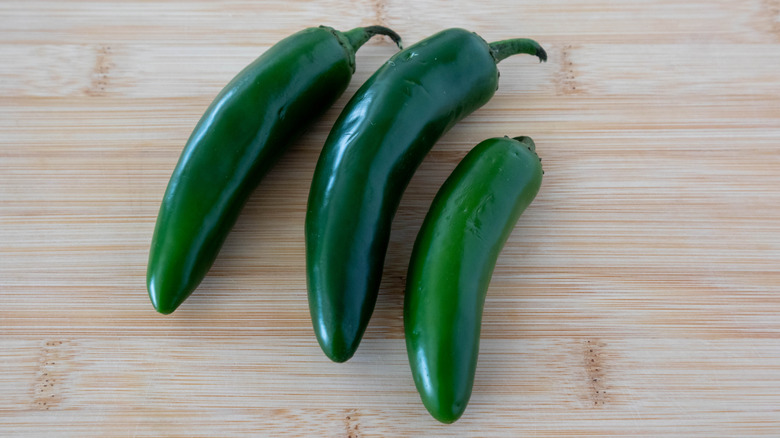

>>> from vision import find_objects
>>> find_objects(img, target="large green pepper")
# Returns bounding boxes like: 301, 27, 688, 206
405, 136, 543, 423
306, 28, 546, 362
147, 25, 402, 314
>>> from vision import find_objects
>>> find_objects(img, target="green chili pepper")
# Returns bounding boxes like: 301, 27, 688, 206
405, 136, 543, 423
306, 28, 546, 362
147, 25, 402, 314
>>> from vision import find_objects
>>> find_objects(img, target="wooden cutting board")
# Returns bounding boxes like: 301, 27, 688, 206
2, 0, 779, 436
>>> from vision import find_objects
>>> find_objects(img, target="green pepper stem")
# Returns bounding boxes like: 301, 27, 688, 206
343, 26, 403, 51
489, 38, 547, 63
512, 136, 536, 152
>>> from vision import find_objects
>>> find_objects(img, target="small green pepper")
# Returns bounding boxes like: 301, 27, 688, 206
405, 136, 543, 423
147, 25, 402, 314
306, 28, 546, 362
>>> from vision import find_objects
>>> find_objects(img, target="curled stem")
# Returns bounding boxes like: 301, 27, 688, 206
489, 38, 547, 63
344, 25, 403, 51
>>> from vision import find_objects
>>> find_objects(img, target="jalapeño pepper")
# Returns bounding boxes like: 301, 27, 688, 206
405, 136, 543, 423
148, 25, 402, 314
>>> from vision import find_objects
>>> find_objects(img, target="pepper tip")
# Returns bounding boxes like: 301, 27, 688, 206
147, 276, 182, 315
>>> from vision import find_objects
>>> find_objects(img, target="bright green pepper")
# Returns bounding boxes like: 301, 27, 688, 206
147, 25, 402, 314
405, 136, 543, 423
306, 28, 546, 362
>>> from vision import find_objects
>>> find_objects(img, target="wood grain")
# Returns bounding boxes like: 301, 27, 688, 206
2, 0, 780, 436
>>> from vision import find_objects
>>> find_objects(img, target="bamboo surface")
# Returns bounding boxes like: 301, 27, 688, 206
2, 0, 780, 436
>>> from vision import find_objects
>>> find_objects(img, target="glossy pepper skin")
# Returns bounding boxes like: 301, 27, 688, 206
306, 28, 546, 362
405, 136, 543, 423
147, 25, 402, 314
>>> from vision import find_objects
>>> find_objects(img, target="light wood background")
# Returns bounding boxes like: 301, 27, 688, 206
2, 1, 780, 436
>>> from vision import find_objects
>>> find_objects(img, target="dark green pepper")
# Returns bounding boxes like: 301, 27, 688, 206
405, 136, 543, 423
306, 28, 546, 362
147, 25, 402, 314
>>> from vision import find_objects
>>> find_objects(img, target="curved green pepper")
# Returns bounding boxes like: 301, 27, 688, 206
147, 25, 402, 314
306, 28, 546, 362
405, 136, 543, 423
